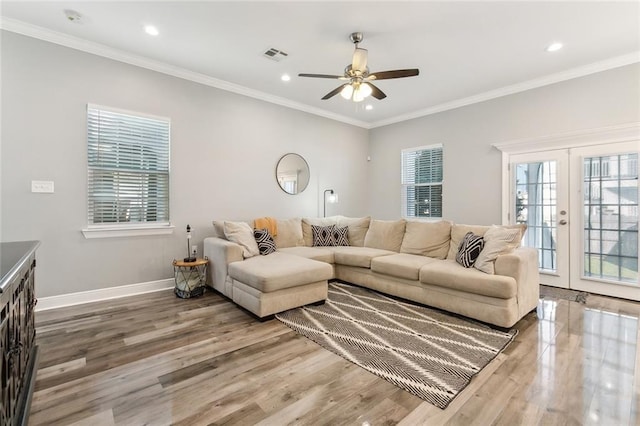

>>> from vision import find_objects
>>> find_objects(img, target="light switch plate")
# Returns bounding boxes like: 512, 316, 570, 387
31, 180, 54, 193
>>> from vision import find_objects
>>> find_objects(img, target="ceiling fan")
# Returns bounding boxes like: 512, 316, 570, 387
298, 32, 419, 102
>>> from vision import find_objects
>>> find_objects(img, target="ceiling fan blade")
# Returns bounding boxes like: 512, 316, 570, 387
298, 73, 344, 79
367, 82, 387, 100
352, 48, 368, 73
321, 84, 348, 100
368, 69, 420, 80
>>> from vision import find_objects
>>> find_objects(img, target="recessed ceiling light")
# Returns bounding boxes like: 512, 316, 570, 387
63, 9, 83, 24
546, 42, 563, 52
365, 104, 373, 111
144, 25, 159, 36
281, 74, 291, 82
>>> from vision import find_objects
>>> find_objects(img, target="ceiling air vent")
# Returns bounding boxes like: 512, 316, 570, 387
263, 48, 288, 62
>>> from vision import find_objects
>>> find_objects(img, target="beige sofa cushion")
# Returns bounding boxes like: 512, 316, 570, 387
474, 226, 523, 274
400, 220, 452, 259
228, 252, 333, 293
223, 221, 259, 258
330, 246, 395, 268
364, 219, 406, 252
278, 246, 335, 264
419, 259, 517, 299
302, 217, 339, 246
371, 253, 439, 281
336, 216, 371, 247
273, 218, 304, 248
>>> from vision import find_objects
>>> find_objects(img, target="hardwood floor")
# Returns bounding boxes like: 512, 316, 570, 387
30, 287, 640, 425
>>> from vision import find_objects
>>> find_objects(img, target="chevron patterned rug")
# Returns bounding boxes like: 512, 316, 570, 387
276, 282, 517, 409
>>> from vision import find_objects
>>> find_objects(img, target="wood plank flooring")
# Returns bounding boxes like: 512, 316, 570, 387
30, 287, 640, 425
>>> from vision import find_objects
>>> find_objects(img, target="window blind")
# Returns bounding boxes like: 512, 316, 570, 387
401, 144, 443, 218
87, 105, 170, 225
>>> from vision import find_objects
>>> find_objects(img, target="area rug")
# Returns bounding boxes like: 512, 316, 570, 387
540, 285, 589, 304
276, 282, 517, 409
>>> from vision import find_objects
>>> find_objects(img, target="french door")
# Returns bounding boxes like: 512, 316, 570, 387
510, 142, 639, 300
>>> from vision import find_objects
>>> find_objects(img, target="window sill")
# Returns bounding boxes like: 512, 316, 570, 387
402, 217, 443, 222
82, 224, 175, 239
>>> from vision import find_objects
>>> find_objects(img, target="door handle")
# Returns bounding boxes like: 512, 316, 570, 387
559, 219, 568, 225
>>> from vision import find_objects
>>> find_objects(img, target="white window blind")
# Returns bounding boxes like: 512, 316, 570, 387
401, 144, 443, 218
87, 105, 170, 226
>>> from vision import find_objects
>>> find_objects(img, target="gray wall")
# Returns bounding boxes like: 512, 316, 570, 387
2, 30, 638, 298
368, 63, 640, 224
1, 32, 369, 297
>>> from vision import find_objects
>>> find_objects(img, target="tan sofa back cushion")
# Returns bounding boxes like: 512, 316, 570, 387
302, 217, 339, 246
400, 220, 452, 259
273, 218, 304, 248
336, 216, 371, 247
364, 219, 406, 252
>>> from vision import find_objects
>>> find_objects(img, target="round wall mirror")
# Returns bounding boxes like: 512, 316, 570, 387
276, 153, 310, 194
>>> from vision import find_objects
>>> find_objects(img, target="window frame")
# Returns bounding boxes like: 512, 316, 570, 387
82, 104, 174, 239
400, 143, 444, 220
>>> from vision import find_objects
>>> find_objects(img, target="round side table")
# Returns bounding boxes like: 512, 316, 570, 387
172, 257, 208, 298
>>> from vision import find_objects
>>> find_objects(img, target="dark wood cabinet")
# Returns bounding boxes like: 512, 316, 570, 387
0, 241, 39, 426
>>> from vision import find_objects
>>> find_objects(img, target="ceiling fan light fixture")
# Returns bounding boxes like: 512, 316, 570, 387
340, 84, 354, 100
352, 86, 366, 102
360, 83, 372, 98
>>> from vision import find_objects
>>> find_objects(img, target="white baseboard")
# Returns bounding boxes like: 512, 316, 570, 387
36, 279, 174, 311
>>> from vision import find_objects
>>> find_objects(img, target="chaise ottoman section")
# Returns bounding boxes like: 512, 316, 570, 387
227, 252, 333, 317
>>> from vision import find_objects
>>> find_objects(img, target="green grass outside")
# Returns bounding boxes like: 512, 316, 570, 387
584, 256, 638, 282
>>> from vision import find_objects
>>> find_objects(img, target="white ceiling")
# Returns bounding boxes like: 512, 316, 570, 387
2, 1, 639, 128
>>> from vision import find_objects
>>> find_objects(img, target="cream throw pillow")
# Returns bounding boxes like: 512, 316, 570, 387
223, 221, 260, 258
212, 220, 227, 240
400, 220, 452, 259
336, 216, 371, 247
364, 219, 406, 252
273, 218, 304, 248
474, 225, 522, 274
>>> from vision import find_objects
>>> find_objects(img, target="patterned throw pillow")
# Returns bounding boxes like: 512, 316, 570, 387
333, 226, 349, 246
254, 228, 277, 255
455, 232, 484, 268
312, 224, 336, 246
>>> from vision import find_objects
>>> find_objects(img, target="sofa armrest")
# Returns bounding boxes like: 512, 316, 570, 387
203, 237, 243, 297
495, 247, 540, 318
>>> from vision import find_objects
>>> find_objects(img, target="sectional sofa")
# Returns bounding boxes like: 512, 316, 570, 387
203, 216, 540, 328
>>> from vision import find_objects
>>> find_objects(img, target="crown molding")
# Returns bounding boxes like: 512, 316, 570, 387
0, 17, 371, 129
2, 17, 637, 131
370, 52, 640, 129
492, 122, 640, 154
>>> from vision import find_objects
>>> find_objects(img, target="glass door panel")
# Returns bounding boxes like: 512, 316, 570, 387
511, 150, 569, 288
571, 142, 639, 300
